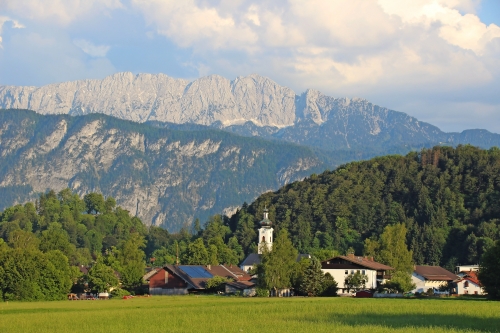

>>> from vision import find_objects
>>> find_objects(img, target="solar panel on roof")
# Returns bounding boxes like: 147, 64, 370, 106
179, 266, 213, 278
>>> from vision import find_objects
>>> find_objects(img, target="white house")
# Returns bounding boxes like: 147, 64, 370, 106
321, 254, 394, 293
454, 270, 484, 295
411, 265, 458, 294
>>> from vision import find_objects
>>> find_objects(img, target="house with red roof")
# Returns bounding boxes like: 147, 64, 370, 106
411, 265, 458, 294
454, 270, 484, 295
321, 254, 394, 293
149, 264, 253, 295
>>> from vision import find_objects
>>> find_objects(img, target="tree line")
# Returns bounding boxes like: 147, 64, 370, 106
1, 145, 500, 300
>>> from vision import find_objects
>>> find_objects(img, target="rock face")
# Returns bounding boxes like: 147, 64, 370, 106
0, 73, 296, 127
2, 72, 499, 151
0, 110, 324, 231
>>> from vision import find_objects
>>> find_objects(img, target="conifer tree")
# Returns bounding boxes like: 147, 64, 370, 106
299, 256, 324, 296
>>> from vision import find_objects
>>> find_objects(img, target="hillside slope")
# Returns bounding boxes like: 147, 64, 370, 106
232, 145, 500, 269
0, 109, 325, 231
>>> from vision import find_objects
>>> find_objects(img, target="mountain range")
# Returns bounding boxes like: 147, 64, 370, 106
2, 72, 500, 153
1, 72, 499, 230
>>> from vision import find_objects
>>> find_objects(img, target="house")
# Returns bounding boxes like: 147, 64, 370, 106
149, 264, 252, 295
454, 270, 484, 295
455, 265, 479, 274
411, 265, 458, 294
321, 254, 394, 294
225, 281, 256, 296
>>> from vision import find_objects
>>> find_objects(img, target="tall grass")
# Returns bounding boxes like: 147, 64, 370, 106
0, 296, 498, 333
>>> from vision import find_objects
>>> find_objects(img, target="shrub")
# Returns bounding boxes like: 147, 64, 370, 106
110, 288, 131, 298
255, 288, 269, 297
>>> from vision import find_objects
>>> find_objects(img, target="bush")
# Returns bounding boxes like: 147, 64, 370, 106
255, 288, 269, 297
110, 288, 131, 298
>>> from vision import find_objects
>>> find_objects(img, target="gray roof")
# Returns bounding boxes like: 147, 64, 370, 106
241, 253, 261, 266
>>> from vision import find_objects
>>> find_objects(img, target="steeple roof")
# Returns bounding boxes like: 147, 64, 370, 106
260, 207, 272, 227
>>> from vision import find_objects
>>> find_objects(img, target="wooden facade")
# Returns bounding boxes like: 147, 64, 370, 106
149, 268, 190, 295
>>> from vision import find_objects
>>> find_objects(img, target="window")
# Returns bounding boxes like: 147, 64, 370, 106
357, 270, 360, 274
345, 270, 348, 274
164, 272, 168, 284
350, 270, 354, 274
362, 270, 366, 275
464, 281, 469, 288
262, 236, 265, 242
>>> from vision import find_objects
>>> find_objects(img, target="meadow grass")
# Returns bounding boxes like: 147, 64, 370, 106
0, 296, 499, 333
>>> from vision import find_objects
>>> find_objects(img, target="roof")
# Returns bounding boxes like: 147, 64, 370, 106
322, 255, 394, 271
241, 253, 261, 267
142, 268, 161, 281
455, 271, 481, 286
414, 266, 458, 281
226, 281, 256, 290
241, 253, 311, 267
78, 265, 89, 275
161, 264, 252, 290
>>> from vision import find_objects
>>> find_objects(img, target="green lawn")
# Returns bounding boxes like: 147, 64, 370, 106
0, 296, 499, 333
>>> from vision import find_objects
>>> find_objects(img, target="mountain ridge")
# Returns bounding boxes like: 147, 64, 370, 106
2, 72, 499, 152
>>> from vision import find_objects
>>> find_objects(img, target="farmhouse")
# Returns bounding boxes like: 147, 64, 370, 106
411, 265, 458, 294
321, 254, 394, 293
454, 270, 484, 295
149, 264, 252, 295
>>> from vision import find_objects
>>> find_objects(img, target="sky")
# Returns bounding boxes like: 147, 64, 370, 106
0, 0, 499, 133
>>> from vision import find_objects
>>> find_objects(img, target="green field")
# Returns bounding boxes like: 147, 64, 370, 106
0, 296, 499, 333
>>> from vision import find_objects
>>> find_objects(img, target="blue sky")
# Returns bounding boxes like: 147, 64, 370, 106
0, 0, 499, 133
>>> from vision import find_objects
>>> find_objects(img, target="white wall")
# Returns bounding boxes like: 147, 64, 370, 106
455, 280, 484, 295
322, 268, 377, 292
411, 273, 449, 293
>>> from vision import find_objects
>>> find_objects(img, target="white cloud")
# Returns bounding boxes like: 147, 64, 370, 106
0, 16, 25, 48
0, 0, 499, 132
73, 39, 111, 57
1, 0, 123, 25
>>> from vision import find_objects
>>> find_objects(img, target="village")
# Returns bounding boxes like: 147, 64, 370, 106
140, 209, 483, 299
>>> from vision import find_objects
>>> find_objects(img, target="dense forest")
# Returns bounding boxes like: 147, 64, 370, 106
233, 145, 500, 271
1, 145, 499, 300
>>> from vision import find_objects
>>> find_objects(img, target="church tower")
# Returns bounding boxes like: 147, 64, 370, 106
258, 207, 274, 254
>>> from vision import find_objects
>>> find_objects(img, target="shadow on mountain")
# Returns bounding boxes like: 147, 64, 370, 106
308, 311, 500, 332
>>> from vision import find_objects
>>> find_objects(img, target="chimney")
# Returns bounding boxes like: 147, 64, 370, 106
207, 265, 211, 270
348, 253, 355, 259
370, 257, 374, 262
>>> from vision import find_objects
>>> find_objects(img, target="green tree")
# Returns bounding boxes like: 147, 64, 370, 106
344, 271, 368, 292
320, 272, 338, 296
87, 257, 119, 292
478, 240, 500, 299
117, 233, 146, 289
299, 256, 324, 296
378, 224, 414, 273
257, 229, 298, 291
184, 238, 209, 265
84, 193, 105, 215
205, 276, 229, 293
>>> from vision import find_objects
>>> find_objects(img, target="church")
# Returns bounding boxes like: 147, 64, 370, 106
240, 208, 310, 273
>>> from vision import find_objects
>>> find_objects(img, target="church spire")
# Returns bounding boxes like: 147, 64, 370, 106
258, 206, 274, 254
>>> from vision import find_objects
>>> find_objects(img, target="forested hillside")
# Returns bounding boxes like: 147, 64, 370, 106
2, 146, 499, 300
230, 145, 500, 270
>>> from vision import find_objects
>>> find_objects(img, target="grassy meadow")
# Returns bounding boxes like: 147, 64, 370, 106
0, 296, 499, 333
